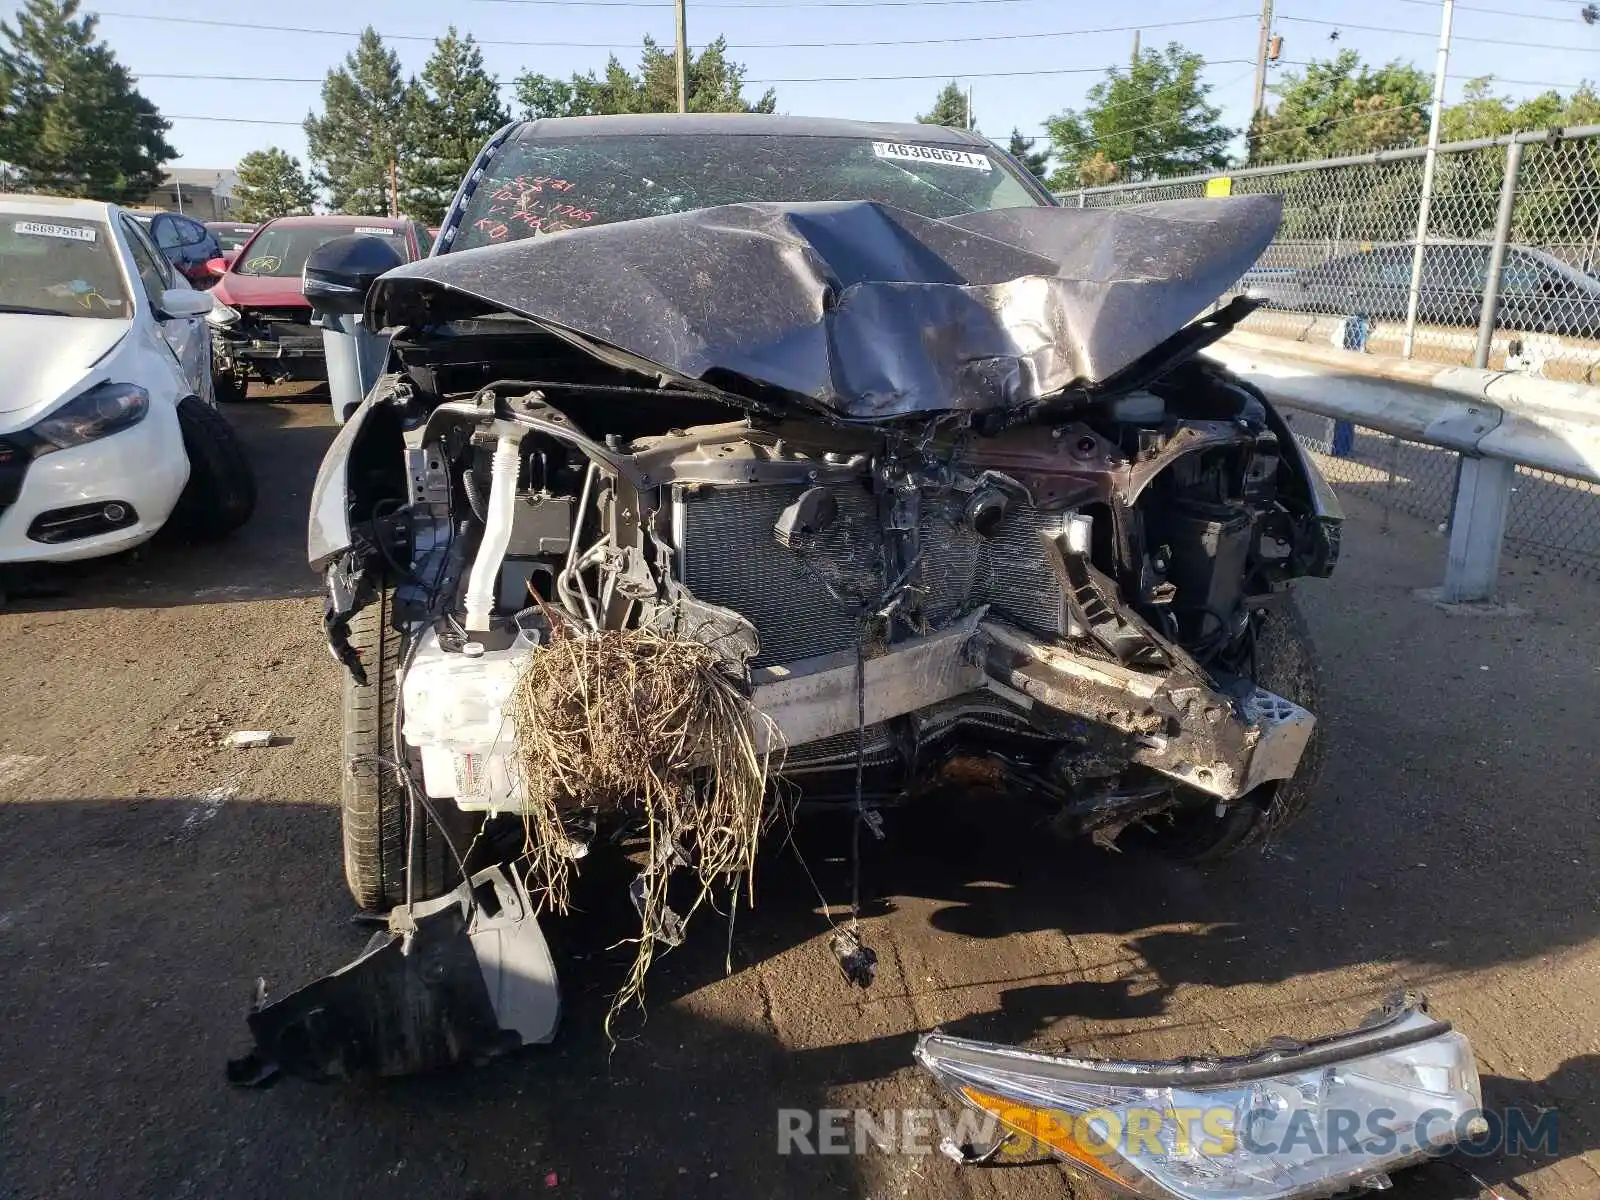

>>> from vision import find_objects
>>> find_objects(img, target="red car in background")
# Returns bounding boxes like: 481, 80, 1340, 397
207, 214, 430, 402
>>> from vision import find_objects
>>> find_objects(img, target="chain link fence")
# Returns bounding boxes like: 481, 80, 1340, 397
1068, 130, 1600, 581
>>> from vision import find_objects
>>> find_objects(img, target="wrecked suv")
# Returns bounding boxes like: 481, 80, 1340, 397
309, 114, 1341, 911
258, 116, 1496, 1195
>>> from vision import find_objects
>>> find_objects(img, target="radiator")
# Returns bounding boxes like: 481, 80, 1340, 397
675, 482, 1082, 667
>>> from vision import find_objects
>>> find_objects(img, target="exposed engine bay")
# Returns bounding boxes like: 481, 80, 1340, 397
219, 141, 1493, 1200
310, 197, 1342, 869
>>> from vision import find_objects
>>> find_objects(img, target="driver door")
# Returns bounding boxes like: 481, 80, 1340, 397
122, 215, 211, 400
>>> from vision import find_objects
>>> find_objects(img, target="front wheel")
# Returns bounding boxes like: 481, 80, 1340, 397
341, 590, 471, 911
1137, 596, 1326, 861
168, 396, 256, 540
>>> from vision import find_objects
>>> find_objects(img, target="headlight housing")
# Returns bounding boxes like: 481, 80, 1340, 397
29, 381, 150, 455
206, 301, 241, 328
916, 996, 1483, 1199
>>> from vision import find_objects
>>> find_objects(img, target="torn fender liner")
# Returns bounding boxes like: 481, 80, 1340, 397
916, 992, 1483, 1198
227, 867, 558, 1085
368, 197, 1283, 420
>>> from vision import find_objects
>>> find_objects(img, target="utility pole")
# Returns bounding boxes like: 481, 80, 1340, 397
1251, 0, 1274, 115
674, 0, 689, 114
965, 84, 973, 131
1401, 0, 1455, 359
389, 159, 399, 218
1130, 28, 1140, 69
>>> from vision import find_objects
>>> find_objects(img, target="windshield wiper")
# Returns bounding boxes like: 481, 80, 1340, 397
0, 304, 69, 316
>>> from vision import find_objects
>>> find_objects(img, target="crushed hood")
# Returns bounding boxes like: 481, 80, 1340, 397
369, 196, 1283, 420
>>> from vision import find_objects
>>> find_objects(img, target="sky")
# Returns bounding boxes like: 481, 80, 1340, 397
5, 0, 1600, 170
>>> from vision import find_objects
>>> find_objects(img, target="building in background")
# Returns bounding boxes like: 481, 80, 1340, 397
139, 167, 238, 219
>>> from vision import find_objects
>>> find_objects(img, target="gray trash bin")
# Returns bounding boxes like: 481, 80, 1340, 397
314, 309, 389, 425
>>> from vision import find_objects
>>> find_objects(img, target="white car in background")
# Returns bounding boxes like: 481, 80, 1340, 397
0, 194, 255, 565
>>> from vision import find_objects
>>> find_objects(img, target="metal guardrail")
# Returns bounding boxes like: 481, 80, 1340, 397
1206, 331, 1600, 602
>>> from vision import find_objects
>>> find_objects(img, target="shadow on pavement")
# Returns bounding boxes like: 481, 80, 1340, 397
1, 784, 1594, 1198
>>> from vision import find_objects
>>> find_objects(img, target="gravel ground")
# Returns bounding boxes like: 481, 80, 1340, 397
0, 397, 1596, 1200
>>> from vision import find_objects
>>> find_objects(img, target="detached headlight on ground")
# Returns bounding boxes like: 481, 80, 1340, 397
29, 382, 149, 454
915, 995, 1482, 1199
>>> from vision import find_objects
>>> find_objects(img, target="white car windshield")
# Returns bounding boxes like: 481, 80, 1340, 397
0, 215, 130, 319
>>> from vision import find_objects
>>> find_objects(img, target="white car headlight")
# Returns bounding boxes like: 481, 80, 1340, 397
29, 381, 150, 455
916, 996, 1482, 1199
206, 301, 241, 327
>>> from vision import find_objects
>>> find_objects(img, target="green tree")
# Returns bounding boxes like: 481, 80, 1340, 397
1249, 51, 1431, 163
1442, 77, 1569, 143
402, 28, 508, 224
917, 81, 970, 129
304, 27, 416, 215
1006, 128, 1049, 179
231, 147, 315, 221
1046, 44, 1230, 189
0, 0, 174, 201
514, 36, 774, 118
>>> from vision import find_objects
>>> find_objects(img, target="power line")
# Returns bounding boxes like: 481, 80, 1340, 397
133, 59, 1256, 90
1274, 61, 1595, 92
96, 10, 1254, 50
715, 15, 1257, 49
152, 114, 307, 127
1275, 14, 1593, 52
96, 12, 647, 45
1394, 0, 1600, 19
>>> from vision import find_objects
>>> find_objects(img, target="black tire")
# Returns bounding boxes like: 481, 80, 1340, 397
213, 368, 249, 405
169, 397, 257, 540
341, 590, 466, 911
1138, 595, 1326, 861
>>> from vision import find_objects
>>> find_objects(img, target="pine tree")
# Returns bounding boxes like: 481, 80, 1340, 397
1006, 129, 1050, 180
303, 28, 415, 215
0, 0, 173, 201
402, 28, 508, 225
232, 147, 316, 221
917, 81, 971, 130
514, 36, 775, 118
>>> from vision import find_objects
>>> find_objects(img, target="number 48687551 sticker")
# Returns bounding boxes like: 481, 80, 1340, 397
871, 142, 992, 172
13, 220, 97, 242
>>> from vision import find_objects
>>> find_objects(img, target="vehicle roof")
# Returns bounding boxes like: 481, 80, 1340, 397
259, 214, 415, 229
0, 193, 115, 221
206, 220, 256, 228
510, 113, 995, 148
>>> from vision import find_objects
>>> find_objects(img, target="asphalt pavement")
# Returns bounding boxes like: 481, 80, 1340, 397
0, 397, 1595, 1200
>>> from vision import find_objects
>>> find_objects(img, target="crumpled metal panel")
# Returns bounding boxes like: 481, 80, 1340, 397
370, 197, 1283, 420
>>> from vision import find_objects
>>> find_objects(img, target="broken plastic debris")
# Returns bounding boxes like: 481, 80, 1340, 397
223, 730, 274, 749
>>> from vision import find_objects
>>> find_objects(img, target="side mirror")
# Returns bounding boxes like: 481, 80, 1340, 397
206, 256, 228, 277
159, 287, 215, 318
303, 234, 404, 317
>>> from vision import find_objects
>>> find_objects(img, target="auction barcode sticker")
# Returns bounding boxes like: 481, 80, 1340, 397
14, 221, 96, 242
872, 142, 992, 172
353, 226, 400, 236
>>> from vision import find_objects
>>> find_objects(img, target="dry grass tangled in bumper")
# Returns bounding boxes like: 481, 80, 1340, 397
509, 619, 776, 1028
